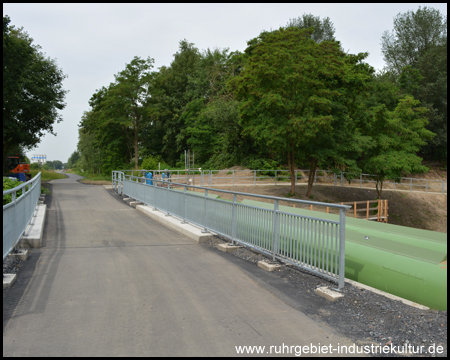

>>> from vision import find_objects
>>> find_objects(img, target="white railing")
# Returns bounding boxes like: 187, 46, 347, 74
115, 169, 447, 194
3, 173, 41, 260
113, 171, 351, 290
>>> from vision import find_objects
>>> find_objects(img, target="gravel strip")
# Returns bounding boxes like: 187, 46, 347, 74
205, 236, 447, 357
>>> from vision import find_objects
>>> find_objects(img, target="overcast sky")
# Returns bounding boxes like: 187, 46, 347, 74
4, 3, 447, 163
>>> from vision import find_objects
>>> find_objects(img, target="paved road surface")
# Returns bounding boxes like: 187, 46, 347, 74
3, 173, 357, 356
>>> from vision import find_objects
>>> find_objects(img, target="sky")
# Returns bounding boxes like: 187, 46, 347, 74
4, 3, 447, 163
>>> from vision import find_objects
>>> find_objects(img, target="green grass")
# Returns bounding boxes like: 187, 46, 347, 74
81, 174, 111, 181
30, 169, 67, 181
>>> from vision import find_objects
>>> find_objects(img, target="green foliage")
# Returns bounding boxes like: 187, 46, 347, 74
141, 155, 168, 171
284, 13, 336, 43
67, 150, 80, 168
30, 162, 40, 170
3, 16, 68, 166
71, 12, 439, 183
3, 177, 22, 205
359, 96, 435, 198
228, 27, 373, 195
380, 6, 447, 162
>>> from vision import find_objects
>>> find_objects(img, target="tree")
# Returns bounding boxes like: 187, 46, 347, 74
359, 96, 435, 198
3, 16, 68, 167
149, 40, 201, 164
284, 13, 336, 43
67, 150, 80, 169
380, 7, 447, 162
113, 56, 154, 169
228, 27, 372, 196
381, 6, 447, 75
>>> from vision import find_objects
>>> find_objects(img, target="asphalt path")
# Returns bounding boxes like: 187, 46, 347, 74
3, 173, 357, 357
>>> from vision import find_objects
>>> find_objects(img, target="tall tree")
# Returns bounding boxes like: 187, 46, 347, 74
284, 13, 336, 43
381, 6, 447, 162
3, 15, 68, 170
150, 40, 201, 164
381, 6, 447, 75
113, 56, 154, 169
229, 27, 372, 196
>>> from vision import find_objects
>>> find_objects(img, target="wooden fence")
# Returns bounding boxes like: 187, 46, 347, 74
307, 200, 388, 223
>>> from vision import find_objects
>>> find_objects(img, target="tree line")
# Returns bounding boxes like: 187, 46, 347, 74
3, 9, 446, 197
75, 9, 445, 197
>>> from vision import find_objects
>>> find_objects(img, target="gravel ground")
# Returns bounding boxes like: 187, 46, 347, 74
3, 251, 25, 275
205, 236, 447, 357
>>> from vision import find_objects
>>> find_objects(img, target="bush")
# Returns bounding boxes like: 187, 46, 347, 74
141, 155, 168, 171
3, 177, 22, 205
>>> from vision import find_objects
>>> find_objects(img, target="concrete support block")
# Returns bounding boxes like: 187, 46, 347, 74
315, 286, 344, 302
136, 205, 215, 244
257, 260, 281, 272
123, 197, 131, 201
217, 243, 243, 253
10, 250, 28, 261
129, 201, 142, 207
3, 274, 17, 288
18, 204, 46, 249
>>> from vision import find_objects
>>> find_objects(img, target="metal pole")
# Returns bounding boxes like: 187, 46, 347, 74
232, 194, 237, 243
181, 186, 187, 223
426, 180, 428, 193
338, 208, 346, 290
410, 178, 412, 192
165, 183, 171, 216
272, 199, 279, 261
254, 170, 256, 186
202, 189, 209, 233
295, 170, 297, 186
340, 172, 343, 186
232, 170, 235, 187
275, 170, 277, 186
360, 174, 362, 188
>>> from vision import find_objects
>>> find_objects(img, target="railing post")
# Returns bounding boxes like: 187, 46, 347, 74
340, 172, 343, 186
410, 178, 412, 192
315, 170, 317, 185
426, 180, 428, 193
295, 170, 297, 186
443, 181, 445, 194
275, 170, 277, 186
394, 180, 396, 191
153, 179, 157, 211
272, 199, 279, 261
254, 170, 256, 186
181, 186, 187, 223
231, 194, 237, 244
360, 174, 362, 188
202, 189, 209, 233
165, 183, 171, 216
232, 170, 235, 187
334, 173, 337, 186
337, 208, 346, 290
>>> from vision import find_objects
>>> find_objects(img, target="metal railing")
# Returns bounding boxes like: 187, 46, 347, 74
115, 169, 447, 194
112, 171, 351, 289
3, 173, 41, 260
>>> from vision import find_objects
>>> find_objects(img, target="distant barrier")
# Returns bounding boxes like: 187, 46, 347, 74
3, 173, 41, 260
112, 171, 351, 289
116, 169, 447, 194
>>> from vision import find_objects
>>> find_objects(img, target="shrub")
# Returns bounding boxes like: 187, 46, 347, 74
3, 177, 23, 205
